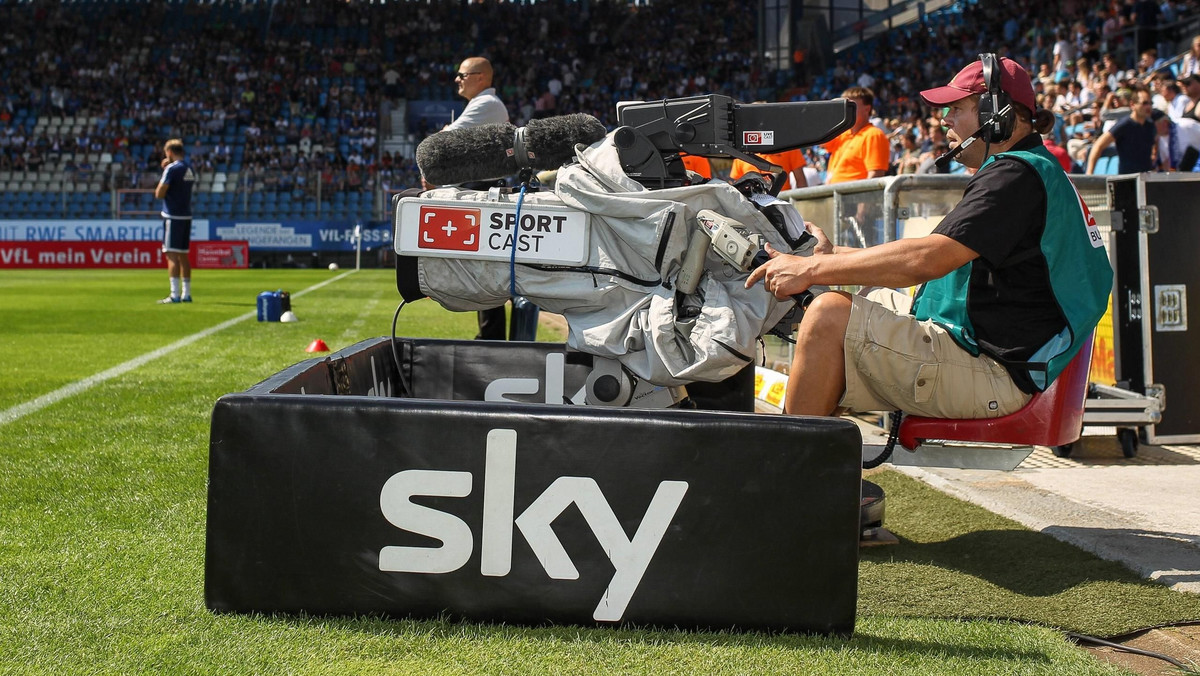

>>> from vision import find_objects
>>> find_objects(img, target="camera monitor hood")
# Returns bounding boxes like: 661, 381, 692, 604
614, 94, 856, 188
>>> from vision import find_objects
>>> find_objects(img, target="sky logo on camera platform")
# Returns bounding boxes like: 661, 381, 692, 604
378, 428, 688, 622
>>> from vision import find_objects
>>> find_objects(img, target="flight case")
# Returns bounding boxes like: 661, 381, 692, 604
1106, 173, 1200, 444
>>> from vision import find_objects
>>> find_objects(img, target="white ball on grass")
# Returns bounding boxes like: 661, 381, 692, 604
328, 262, 339, 271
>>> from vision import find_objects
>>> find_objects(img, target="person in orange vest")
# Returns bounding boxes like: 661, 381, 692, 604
728, 148, 808, 190
823, 86, 890, 183
679, 153, 712, 179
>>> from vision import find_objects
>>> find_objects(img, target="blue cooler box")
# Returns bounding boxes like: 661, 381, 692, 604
256, 291, 288, 322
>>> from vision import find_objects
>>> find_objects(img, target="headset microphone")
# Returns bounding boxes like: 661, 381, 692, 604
933, 103, 1012, 171
934, 132, 981, 171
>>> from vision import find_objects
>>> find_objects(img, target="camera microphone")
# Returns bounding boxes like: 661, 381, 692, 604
416, 113, 608, 186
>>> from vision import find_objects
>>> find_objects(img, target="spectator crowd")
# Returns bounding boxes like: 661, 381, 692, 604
0, 0, 1198, 210
802, 0, 1200, 177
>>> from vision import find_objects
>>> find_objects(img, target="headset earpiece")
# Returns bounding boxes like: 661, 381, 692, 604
977, 53, 1016, 143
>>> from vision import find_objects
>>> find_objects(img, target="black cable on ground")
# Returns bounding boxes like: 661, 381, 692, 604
1067, 632, 1200, 673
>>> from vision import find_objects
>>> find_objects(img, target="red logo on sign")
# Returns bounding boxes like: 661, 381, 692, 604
418, 206, 482, 251
743, 132, 763, 145
1077, 193, 1097, 227
192, 241, 249, 269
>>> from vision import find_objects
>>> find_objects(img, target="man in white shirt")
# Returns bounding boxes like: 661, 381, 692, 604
1159, 78, 1193, 122
421, 56, 508, 188
442, 56, 507, 133
383, 66, 402, 100
427, 56, 512, 339
1154, 110, 1200, 171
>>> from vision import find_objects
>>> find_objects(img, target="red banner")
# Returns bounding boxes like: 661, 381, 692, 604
191, 241, 250, 269
0, 241, 249, 269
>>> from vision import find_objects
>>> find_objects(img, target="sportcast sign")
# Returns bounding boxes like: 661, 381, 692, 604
395, 198, 589, 265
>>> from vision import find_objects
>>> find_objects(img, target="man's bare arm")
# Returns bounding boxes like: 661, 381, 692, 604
746, 234, 977, 298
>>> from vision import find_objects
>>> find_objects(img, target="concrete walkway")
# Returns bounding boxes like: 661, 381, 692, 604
864, 423, 1200, 595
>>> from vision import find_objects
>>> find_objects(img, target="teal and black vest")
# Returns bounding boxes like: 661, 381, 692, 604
911, 146, 1113, 391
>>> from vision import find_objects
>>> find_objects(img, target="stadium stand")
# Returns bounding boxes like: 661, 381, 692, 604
0, 0, 1197, 222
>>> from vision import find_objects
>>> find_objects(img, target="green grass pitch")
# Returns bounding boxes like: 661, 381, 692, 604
1, 268, 1196, 674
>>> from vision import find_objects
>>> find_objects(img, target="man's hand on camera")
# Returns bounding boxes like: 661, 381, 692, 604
744, 243, 817, 300
805, 221, 834, 255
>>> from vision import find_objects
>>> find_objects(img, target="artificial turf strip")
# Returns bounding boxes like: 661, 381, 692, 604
0, 268, 1171, 673
860, 470, 1200, 637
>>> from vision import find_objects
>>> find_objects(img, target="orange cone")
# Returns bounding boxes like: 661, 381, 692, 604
306, 339, 330, 353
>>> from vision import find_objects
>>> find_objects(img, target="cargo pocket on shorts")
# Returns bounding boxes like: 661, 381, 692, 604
912, 362, 939, 404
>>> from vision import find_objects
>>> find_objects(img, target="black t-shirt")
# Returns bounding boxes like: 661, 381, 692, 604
930, 133, 1067, 392
1109, 115, 1157, 173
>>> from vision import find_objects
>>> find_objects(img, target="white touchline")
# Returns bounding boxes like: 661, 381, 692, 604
340, 296, 380, 341
0, 270, 356, 427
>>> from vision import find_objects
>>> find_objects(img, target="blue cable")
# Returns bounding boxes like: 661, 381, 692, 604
510, 182, 527, 299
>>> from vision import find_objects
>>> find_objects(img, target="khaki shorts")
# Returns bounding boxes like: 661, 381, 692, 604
839, 288, 1031, 418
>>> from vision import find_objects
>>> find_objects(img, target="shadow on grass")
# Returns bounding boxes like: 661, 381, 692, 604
861, 528, 1167, 596
188, 301, 256, 308
249, 612, 1053, 664
1044, 525, 1200, 588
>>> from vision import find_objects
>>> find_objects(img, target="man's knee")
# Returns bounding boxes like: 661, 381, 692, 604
797, 291, 852, 342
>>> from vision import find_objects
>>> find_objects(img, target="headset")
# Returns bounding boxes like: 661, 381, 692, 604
977, 53, 1016, 144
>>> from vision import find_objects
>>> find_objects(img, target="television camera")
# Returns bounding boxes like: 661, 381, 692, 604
395, 95, 855, 409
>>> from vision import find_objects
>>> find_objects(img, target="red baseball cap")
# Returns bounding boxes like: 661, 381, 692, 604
920, 57, 1037, 112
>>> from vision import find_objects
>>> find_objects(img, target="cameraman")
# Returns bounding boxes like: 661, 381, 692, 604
746, 57, 1111, 419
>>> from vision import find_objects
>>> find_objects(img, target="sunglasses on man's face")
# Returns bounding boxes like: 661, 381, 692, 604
455, 71, 481, 80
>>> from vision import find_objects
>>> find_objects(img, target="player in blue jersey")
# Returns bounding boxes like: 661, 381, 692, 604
156, 138, 197, 304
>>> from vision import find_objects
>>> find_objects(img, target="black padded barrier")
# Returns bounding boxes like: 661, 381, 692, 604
207, 337, 862, 634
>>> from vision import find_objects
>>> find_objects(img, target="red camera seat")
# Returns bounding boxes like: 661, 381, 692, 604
898, 334, 1094, 451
